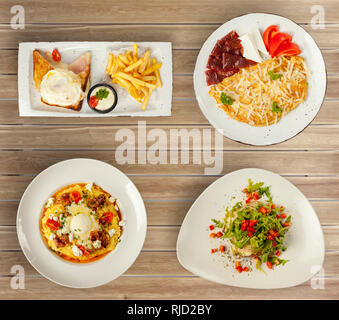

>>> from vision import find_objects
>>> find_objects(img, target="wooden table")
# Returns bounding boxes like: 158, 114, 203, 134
0, 0, 338, 299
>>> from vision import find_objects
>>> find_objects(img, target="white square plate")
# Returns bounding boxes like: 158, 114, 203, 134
177, 168, 325, 289
18, 42, 172, 117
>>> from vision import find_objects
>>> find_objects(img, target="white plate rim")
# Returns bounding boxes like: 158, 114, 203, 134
16, 158, 147, 288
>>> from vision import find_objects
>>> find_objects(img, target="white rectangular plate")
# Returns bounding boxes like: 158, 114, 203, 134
18, 42, 172, 117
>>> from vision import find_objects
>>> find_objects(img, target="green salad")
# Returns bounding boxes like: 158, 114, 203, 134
209, 179, 291, 273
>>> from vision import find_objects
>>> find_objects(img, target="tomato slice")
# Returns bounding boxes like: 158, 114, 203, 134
100, 211, 114, 224
263, 25, 279, 51
71, 191, 82, 204
52, 48, 61, 62
275, 42, 301, 57
46, 218, 60, 230
89, 96, 99, 108
269, 33, 293, 57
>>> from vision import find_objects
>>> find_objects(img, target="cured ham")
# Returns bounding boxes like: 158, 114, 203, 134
206, 31, 257, 86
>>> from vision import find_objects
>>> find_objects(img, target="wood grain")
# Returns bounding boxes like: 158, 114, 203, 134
1, 150, 339, 176
0, 176, 339, 201
0, 277, 337, 300
1, 24, 339, 49
1, 125, 339, 150
2, 0, 339, 24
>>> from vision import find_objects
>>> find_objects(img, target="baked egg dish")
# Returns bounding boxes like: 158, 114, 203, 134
40, 183, 123, 263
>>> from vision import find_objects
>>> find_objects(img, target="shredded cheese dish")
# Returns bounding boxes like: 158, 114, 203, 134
209, 56, 309, 126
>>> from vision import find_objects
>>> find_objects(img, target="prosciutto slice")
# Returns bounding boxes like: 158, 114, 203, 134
206, 31, 256, 86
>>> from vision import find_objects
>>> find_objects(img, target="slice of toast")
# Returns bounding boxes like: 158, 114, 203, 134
33, 50, 54, 91
33, 50, 91, 112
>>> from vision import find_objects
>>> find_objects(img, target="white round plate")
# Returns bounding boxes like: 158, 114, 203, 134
177, 168, 325, 289
17, 158, 147, 288
193, 13, 326, 146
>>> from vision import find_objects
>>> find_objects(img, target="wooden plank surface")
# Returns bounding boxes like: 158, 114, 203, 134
0, 176, 339, 201
1, 0, 339, 24
1, 24, 339, 50
0, 0, 338, 300
0, 277, 337, 300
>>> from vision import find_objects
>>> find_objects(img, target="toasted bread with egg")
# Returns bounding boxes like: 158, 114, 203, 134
33, 50, 91, 111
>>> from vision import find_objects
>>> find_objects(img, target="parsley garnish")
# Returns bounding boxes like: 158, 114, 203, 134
272, 102, 283, 113
95, 88, 109, 100
220, 93, 234, 105
268, 70, 282, 80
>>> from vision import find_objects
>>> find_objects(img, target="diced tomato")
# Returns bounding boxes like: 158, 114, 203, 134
209, 233, 216, 238
235, 261, 243, 273
209, 225, 214, 230
283, 222, 290, 227
216, 231, 223, 238
249, 220, 257, 227
247, 226, 256, 233
211, 248, 218, 253
245, 199, 251, 204
269, 33, 293, 57
267, 261, 273, 269
52, 48, 61, 62
271, 204, 275, 209
276, 250, 281, 256
267, 234, 274, 241
280, 213, 287, 219
276, 214, 280, 219
219, 245, 225, 253
100, 211, 114, 224
89, 96, 99, 108
78, 245, 90, 257
252, 192, 259, 200
241, 220, 249, 231
259, 206, 266, 214
46, 218, 60, 230
243, 267, 249, 272
272, 241, 277, 247
263, 25, 279, 51
247, 232, 253, 237
243, 188, 248, 193
71, 191, 82, 204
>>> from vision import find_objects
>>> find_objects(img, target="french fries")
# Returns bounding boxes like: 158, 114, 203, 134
105, 43, 163, 110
